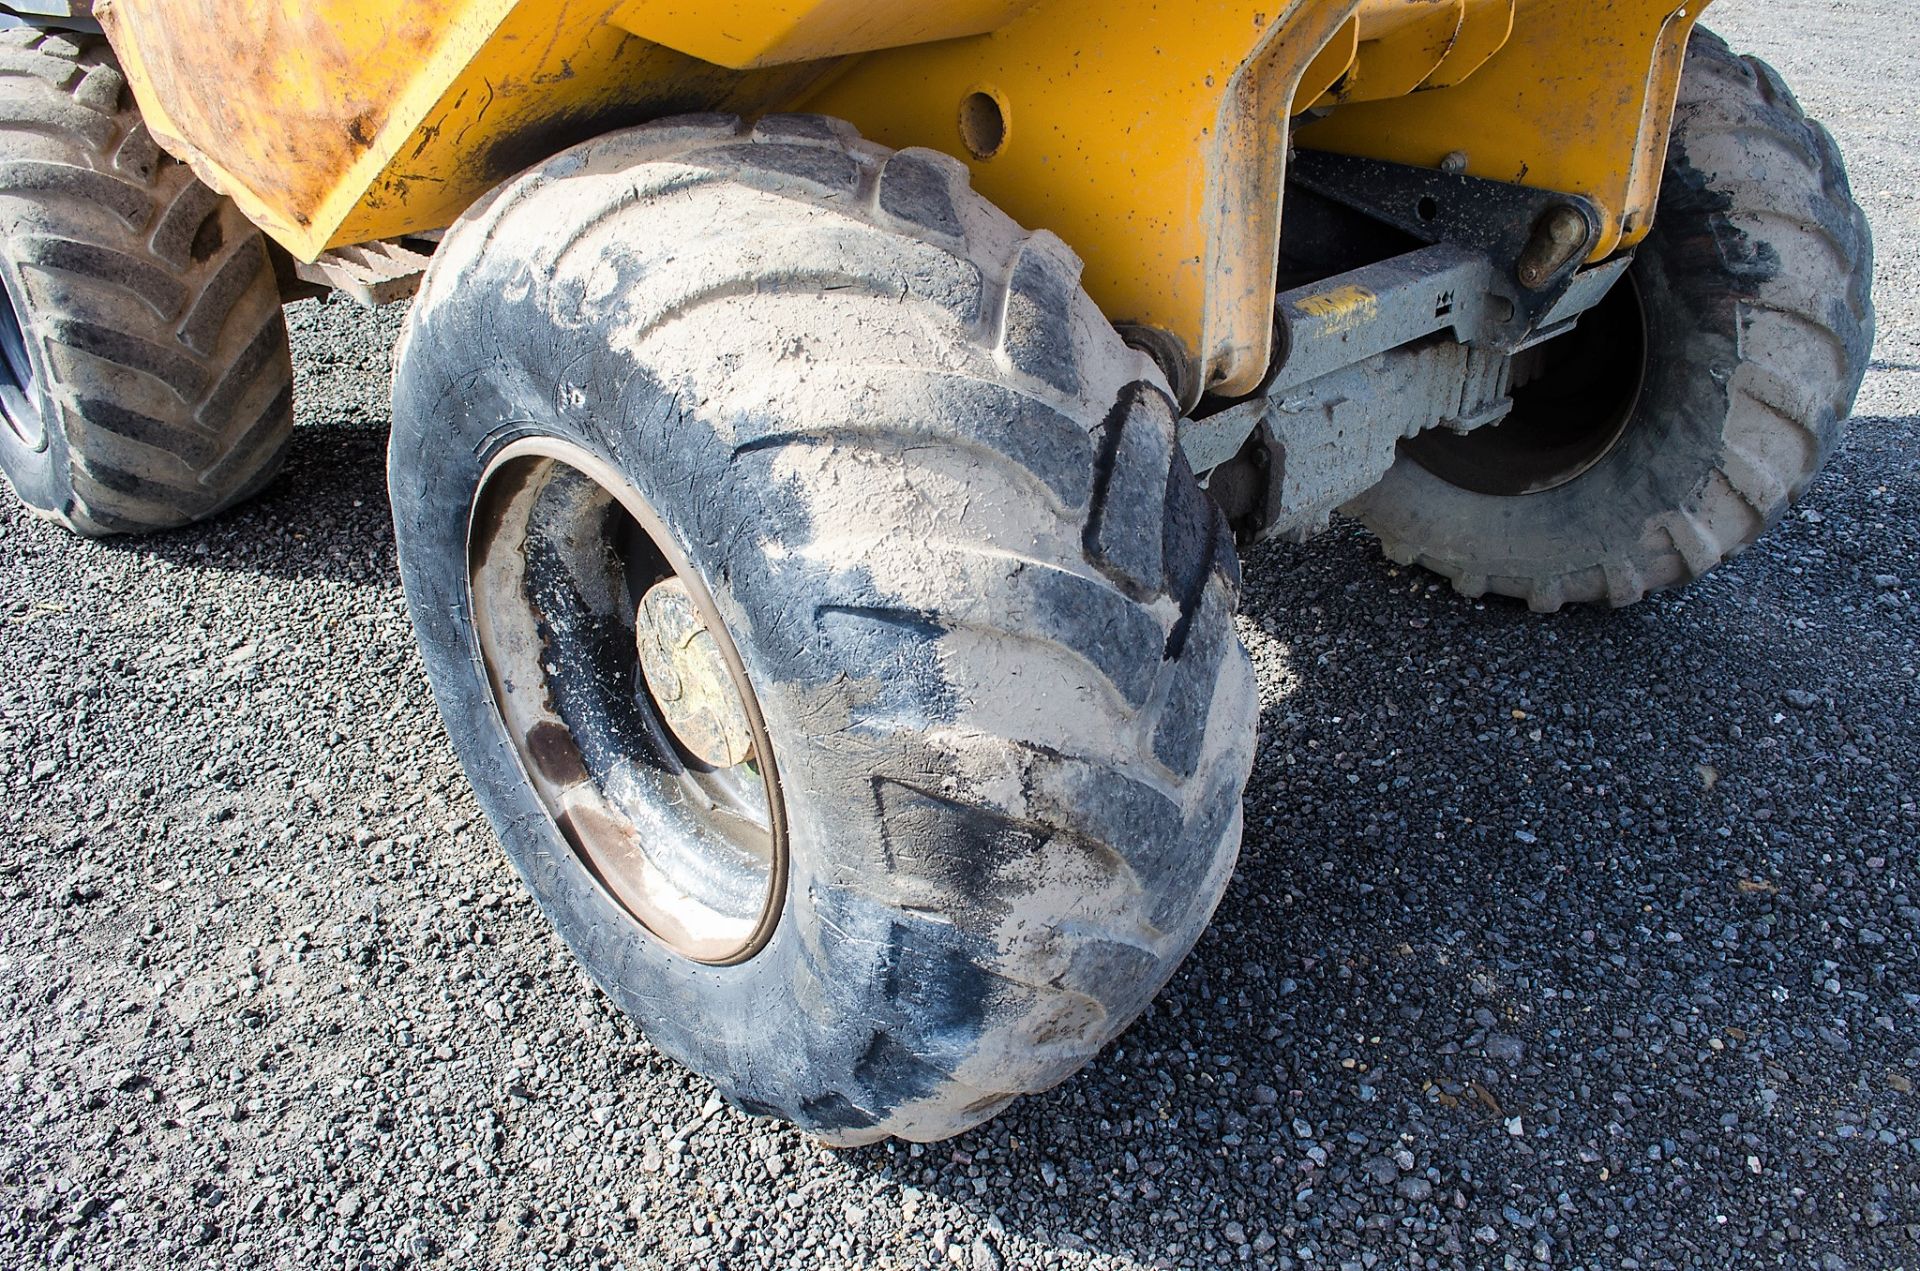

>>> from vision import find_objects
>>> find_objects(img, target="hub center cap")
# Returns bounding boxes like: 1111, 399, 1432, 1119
635, 576, 755, 769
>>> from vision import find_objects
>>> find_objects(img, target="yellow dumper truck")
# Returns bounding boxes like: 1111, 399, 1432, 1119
0, 1, 1872, 1143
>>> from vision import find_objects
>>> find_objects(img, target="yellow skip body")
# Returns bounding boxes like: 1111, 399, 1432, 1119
96, 0, 1706, 398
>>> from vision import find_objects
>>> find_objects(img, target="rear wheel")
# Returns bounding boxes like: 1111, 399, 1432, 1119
0, 29, 294, 535
390, 115, 1257, 1143
1348, 28, 1874, 611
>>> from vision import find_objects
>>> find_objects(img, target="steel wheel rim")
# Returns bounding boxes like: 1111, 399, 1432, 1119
467, 437, 788, 965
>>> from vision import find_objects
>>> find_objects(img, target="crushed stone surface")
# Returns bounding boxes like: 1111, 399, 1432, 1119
1, 5, 1915, 1267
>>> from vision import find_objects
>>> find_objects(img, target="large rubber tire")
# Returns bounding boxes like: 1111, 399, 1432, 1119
0, 29, 294, 535
390, 115, 1257, 1143
1347, 28, 1874, 611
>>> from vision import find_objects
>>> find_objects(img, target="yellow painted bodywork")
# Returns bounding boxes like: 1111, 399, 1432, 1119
92, 0, 840, 258
807, 0, 1362, 397
1300, 0, 1705, 259
1327, 0, 1510, 104
609, 0, 1040, 69
94, 0, 1710, 400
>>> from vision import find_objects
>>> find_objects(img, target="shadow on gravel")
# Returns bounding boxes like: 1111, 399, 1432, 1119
837, 481, 1918, 1266
93, 422, 398, 589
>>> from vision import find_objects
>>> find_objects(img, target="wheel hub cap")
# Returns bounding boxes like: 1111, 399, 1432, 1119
635, 576, 756, 770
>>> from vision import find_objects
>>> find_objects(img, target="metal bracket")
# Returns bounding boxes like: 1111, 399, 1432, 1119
1289, 148, 1608, 346
1180, 150, 1638, 540
1184, 242, 1496, 474
1193, 335, 1515, 543
1271, 243, 1497, 389
291, 238, 436, 308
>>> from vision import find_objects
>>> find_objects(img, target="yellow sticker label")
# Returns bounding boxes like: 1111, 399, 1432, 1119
1295, 285, 1379, 334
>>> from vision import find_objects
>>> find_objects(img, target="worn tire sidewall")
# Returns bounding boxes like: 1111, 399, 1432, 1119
392, 201, 1028, 1138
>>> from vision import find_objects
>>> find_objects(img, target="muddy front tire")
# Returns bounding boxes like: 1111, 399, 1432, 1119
390, 115, 1257, 1144
1348, 28, 1873, 611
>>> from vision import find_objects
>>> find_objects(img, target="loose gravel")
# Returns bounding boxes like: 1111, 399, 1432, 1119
2, 5, 1916, 1268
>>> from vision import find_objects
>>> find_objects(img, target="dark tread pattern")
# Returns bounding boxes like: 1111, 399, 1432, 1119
725, 118, 1249, 1132
0, 29, 293, 535
10, 232, 186, 316
875, 149, 965, 245
0, 158, 149, 223
1001, 233, 1085, 397
1084, 381, 1175, 595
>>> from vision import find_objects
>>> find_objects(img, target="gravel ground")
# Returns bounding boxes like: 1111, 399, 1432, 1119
2, 6, 1916, 1269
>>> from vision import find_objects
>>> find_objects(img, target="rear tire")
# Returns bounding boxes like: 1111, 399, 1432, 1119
1347, 28, 1874, 611
390, 115, 1257, 1143
0, 29, 294, 535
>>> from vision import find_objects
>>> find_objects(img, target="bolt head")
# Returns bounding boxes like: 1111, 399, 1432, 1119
1546, 206, 1589, 247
